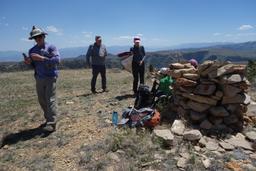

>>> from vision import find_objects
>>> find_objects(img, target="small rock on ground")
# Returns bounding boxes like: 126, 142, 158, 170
219, 141, 235, 151
153, 129, 174, 146
183, 129, 202, 141
171, 120, 185, 136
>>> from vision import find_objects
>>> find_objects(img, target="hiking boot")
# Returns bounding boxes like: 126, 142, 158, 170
92, 90, 97, 94
43, 124, 56, 132
103, 89, 109, 92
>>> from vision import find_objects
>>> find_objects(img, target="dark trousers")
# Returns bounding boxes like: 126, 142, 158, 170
91, 65, 107, 91
132, 62, 145, 93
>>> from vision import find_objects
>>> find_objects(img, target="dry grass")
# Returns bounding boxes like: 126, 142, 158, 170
0, 69, 135, 170
0, 69, 255, 171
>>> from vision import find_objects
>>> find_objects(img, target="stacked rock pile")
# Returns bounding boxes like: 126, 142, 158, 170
168, 60, 250, 133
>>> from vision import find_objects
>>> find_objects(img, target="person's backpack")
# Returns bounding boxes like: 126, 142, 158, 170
122, 107, 160, 128
134, 85, 154, 109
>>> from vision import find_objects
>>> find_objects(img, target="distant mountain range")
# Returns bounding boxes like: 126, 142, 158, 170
1, 41, 255, 62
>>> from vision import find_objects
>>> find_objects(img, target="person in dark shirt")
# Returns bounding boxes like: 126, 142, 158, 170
86, 36, 108, 93
130, 37, 146, 95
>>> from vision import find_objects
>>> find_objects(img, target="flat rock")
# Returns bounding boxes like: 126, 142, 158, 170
242, 164, 256, 171
171, 120, 185, 136
187, 100, 211, 112
245, 131, 256, 141
215, 91, 223, 98
219, 141, 235, 150
194, 146, 201, 152
209, 116, 223, 125
222, 84, 242, 97
177, 157, 188, 168
194, 84, 216, 96
176, 78, 197, 87
200, 119, 213, 130
180, 100, 190, 110
223, 115, 238, 125
209, 106, 229, 117
182, 93, 217, 106
222, 93, 251, 105
190, 111, 206, 121
200, 62, 222, 77
250, 153, 256, 160
177, 107, 189, 118
199, 136, 207, 147
105, 166, 115, 171
153, 129, 174, 146
202, 158, 211, 169
179, 86, 194, 93
208, 63, 246, 79
220, 74, 246, 84
169, 70, 182, 78
225, 133, 253, 151
183, 73, 200, 81
205, 141, 219, 151
179, 152, 190, 159
247, 103, 256, 117
170, 63, 185, 69
107, 152, 120, 162
183, 129, 202, 141
198, 60, 214, 73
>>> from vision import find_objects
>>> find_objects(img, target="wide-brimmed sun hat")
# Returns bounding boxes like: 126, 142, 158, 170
29, 26, 47, 40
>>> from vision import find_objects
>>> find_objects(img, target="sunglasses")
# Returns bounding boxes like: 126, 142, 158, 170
34, 35, 43, 40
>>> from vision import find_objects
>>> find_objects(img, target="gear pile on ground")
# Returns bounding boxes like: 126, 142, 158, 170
168, 60, 251, 134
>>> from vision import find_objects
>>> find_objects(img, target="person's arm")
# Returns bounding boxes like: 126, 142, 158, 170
139, 46, 146, 65
86, 45, 92, 66
104, 46, 108, 57
141, 46, 146, 62
130, 47, 133, 55
45, 45, 60, 64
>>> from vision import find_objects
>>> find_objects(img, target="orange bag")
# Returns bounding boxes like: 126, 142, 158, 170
145, 110, 161, 127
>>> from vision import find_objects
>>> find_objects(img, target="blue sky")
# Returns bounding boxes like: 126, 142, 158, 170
0, 0, 256, 51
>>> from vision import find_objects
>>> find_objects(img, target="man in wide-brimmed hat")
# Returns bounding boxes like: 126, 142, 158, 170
24, 26, 60, 132
86, 36, 108, 93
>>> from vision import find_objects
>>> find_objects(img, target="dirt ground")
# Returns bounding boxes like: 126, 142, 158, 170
0, 69, 255, 171
0, 69, 138, 170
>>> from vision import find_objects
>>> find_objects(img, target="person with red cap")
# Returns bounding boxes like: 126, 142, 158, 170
130, 37, 146, 95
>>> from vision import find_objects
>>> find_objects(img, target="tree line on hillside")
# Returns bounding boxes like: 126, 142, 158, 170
0, 50, 255, 73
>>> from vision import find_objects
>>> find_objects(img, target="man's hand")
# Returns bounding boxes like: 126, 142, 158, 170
139, 60, 144, 66
30, 53, 46, 61
24, 57, 31, 65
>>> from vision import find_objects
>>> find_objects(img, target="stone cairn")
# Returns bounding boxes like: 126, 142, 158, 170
168, 60, 251, 134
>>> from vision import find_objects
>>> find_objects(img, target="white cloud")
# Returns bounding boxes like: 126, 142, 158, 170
213, 32, 221, 36
136, 33, 143, 37
20, 38, 33, 42
238, 24, 254, 31
82, 31, 93, 38
22, 26, 28, 31
46, 25, 63, 35
236, 32, 256, 36
115, 35, 133, 39
224, 34, 233, 37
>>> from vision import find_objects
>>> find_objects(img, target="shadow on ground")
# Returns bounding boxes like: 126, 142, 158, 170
115, 94, 135, 101
0, 125, 52, 148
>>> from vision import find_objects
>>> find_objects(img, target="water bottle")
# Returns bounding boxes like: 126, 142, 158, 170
112, 111, 118, 127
